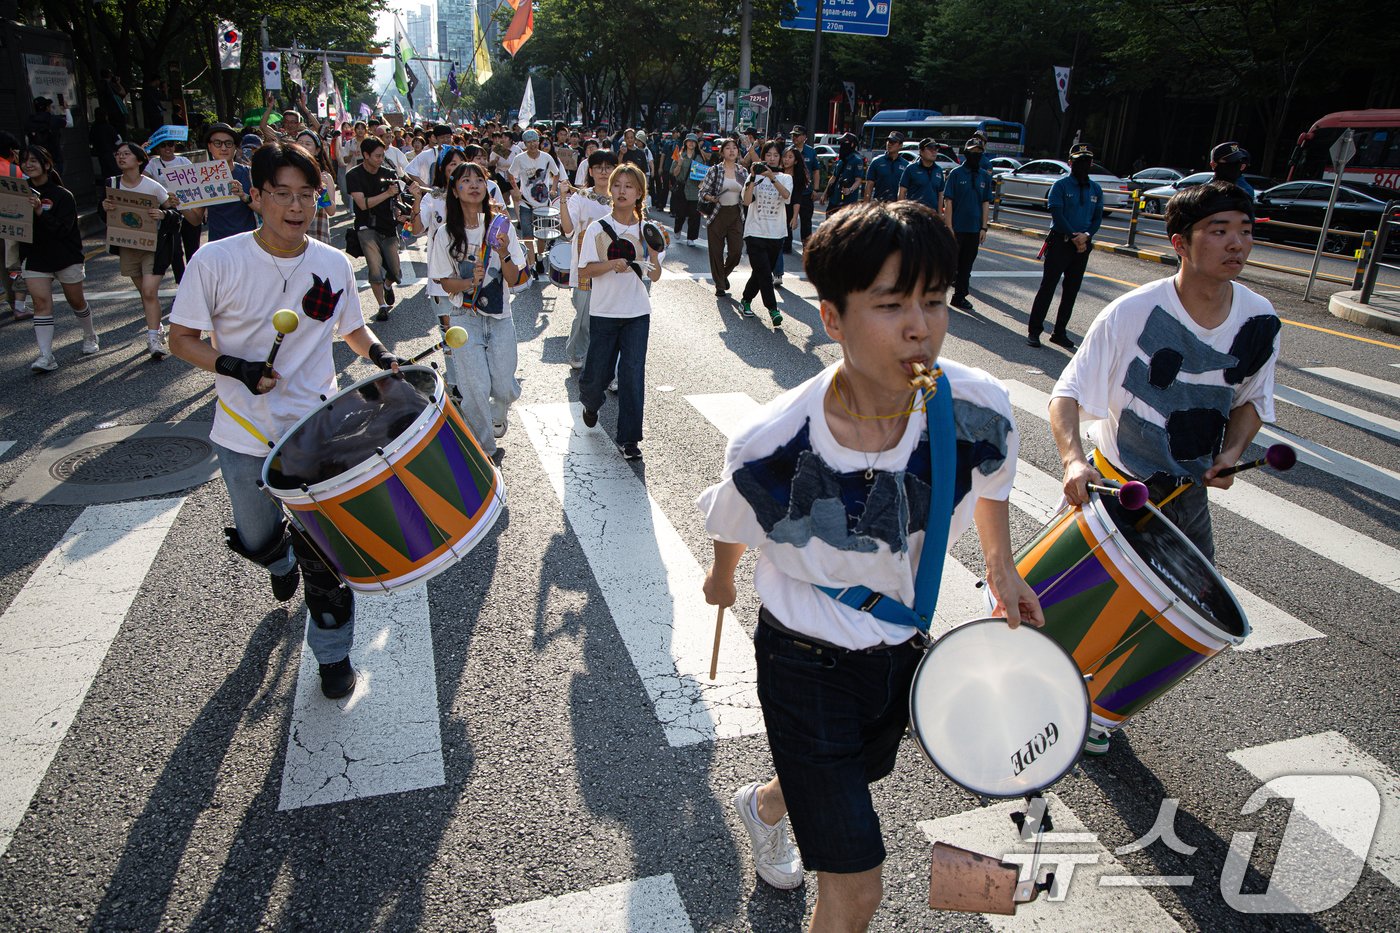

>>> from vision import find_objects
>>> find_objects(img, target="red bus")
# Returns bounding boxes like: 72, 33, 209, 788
1288, 109, 1400, 189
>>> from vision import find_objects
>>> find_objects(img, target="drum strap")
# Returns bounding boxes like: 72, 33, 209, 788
1091, 448, 1130, 485
599, 218, 647, 280
815, 368, 955, 634
218, 398, 273, 448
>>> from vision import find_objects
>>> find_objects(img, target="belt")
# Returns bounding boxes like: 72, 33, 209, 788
759, 606, 921, 656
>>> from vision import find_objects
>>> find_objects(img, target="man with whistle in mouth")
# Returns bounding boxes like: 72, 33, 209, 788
168, 141, 404, 701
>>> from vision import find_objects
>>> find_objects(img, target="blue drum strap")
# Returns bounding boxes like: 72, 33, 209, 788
815, 369, 956, 633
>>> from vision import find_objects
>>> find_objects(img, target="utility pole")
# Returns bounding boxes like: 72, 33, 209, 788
805, 1, 824, 135
739, 0, 752, 89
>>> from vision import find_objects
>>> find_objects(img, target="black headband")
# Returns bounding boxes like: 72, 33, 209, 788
1197, 190, 1254, 223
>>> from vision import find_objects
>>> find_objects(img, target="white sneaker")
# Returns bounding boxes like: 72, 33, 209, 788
772, 275, 784, 287
81, 335, 100, 355
147, 331, 169, 359
733, 782, 804, 889
30, 353, 58, 372
569, 359, 584, 370
607, 378, 619, 393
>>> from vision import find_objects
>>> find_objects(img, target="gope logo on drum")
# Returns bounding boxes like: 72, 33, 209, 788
1011, 723, 1060, 776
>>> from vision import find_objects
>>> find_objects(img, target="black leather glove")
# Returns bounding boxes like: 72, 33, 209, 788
215, 354, 269, 395
367, 342, 402, 371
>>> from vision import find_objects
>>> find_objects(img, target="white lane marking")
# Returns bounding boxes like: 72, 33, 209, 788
1275, 384, 1400, 442
918, 793, 1185, 930
0, 498, 184, 857
61, 289, 180, 302
684, 393, 993, 639
0, 441, 13, 458
1255, 423, 1400, 502
493, 873, 695, 933
1229, 731, 1399, 888
277, 585, 445, 810
1006, 424, 1326, 650
971, 270, 1046, 278
521, 402, 763, 746
1303, 367, 1400, 402
1002, 378, 1400, 595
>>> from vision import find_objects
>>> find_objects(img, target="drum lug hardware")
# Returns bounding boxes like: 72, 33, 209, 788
375, 447, 385, 456
319, 394, 327, 401
977, 795, 990, 809
1083, 672, 1094, 682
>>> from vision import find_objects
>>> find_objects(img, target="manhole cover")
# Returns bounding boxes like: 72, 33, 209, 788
49, 436, 214, 485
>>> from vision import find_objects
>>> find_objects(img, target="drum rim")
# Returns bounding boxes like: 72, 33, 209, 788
1083, 492, 1249, 645
909, 617, 1090, 799
260, 364, 446, 498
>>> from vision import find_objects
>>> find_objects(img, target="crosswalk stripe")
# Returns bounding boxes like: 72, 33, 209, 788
492, 873, 694, 932
1001, 378, 1400, 596
918, 793, 1186, 930
520, 402, 763, 747
277, 585, 445, 810
1228, 731, 1399, 889
1008, 452, 1324, 651
1275, 384, 1400, 442
683, 393, 994, 640
0, 441, 13, 458
0, 497, 185, 857
1255, 423, 1400, 502
1303, 367, 1400, 401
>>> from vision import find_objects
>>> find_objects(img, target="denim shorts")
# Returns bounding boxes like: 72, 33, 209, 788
754, 609, 925, 874
518, 203, 536, 240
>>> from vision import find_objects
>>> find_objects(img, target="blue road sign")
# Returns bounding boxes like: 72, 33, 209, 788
780, 0, 892, 37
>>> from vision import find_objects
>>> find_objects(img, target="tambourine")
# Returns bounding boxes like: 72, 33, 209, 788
641, 221, 670, 253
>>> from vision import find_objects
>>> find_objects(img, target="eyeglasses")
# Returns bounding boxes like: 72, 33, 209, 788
208, 139, 236, 149
259, 187, 319, 206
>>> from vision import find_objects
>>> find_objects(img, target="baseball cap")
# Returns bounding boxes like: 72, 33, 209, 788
684, 133, 699, 143
1211, 141, 1249, 164
962, 135, 986, 153
522, 129, 540, 142
791, 125, 808, 136
1068, 144, 1094, 161
919, 137, 938, 151
887, 131, 905, 144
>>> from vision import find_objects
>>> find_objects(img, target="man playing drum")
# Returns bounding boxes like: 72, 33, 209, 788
169, 141, 404, 701
699, 201, 1043, 931
1048, 181, 1280, 751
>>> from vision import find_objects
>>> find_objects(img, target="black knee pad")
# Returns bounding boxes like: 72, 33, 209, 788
289, 527, 353, 629
224, 522, 293, 570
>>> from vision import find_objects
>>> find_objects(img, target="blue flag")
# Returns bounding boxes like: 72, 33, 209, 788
448, 62, 459, 96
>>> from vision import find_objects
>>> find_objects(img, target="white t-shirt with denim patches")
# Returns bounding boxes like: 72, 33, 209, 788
1052, 276, 1279, 483
427, 215, 527, 318
170, 233, 364, 457
697, 360, 1019, 650
509, 150, 560, 208
577, 216, 665, 319
743, 171, 792, 240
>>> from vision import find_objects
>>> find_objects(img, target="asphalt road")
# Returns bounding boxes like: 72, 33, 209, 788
0, 205, 1397, 932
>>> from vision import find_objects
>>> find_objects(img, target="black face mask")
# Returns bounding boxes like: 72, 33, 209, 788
1071, 159, 1092, 180
839, 141, 855, 158
964, 152, 982, 170
1215, 162, 1243, 182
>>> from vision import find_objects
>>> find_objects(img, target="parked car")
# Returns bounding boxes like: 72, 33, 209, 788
813, 144, 839, 177
896, 145, 960, 172
1254, 180, 1400, 253
997, 159, 1131, 208
1124, 166, 1191, 194
1139, 171, 1277, 214
987, 156, 1024, 175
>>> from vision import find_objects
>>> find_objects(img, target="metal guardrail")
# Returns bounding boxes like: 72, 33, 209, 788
1359, 200, 1400, 304
990, 177, 1381, 288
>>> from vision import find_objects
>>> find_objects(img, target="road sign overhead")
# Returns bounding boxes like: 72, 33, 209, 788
780, 0, 892, 37
344, 55, 374, 65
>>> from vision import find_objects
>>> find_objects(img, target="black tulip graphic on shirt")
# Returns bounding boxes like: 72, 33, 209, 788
301, 273, 342, 322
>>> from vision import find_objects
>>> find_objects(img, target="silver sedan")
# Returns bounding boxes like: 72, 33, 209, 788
997, 158, 1130, 208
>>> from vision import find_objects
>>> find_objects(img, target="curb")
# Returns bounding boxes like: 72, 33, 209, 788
1327, 290, 1400, 337
989, 221, 1179, 266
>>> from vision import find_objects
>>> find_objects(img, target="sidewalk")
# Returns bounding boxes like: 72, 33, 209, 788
1328, 289, 1400, 336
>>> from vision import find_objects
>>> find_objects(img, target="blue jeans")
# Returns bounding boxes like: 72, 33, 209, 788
216, 444, 354, 664
446, 309, 520, 457
580, 313, 649, 444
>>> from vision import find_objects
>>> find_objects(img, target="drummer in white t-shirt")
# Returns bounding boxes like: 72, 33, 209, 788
168, 141, 405, 702
508, 128, 561, 282
698, 201, 1041, 923
559, 148, 618, 368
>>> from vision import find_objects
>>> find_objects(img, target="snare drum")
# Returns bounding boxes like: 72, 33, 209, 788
261, 366, 504, 593
1017, 492, 1249, 735
547, 239, 573, 287
910, 619, 1089, 798
532, 206, 562, 241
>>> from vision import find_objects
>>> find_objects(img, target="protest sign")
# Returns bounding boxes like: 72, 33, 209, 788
161, 160, 239, 210
146, 125, 190, 147
0, 175, 34, 243
105, 188, 160, 251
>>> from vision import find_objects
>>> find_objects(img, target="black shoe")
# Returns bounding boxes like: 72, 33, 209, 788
375, 306, 389, 322
535, 258, 545, 276
951, 296, 973, 311
383, 282, 395, 306
271, 564, 301, 602
715, 288, 728, 297
619, 442, 642, 460
582, 407, 598, 428
1049, 332, 1077, 351
319, 658, 357, 699
1026, 334, 1043, 348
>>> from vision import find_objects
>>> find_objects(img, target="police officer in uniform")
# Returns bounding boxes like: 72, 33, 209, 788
863, 132, 904, 202
941, 135, 995, 311
1027, 143, 1103, 349
1210, 141, 1255, 199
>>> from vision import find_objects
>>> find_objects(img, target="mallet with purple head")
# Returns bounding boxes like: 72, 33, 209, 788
1215, 443, 1297, 479
1089, 480, 1151, 511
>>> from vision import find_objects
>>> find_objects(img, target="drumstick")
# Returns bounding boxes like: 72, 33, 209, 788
1088, 481, 1150, 511
263, 309, 299, 379
407, 325, 468, 364
709, 605, 724, 680
1215, 443, 1297, 479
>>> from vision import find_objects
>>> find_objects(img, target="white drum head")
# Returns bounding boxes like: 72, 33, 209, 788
910, 618, 1088, 798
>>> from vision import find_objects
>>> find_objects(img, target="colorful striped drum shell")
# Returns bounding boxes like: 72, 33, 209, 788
1014, 494, 1248, 733
262, 366, 503, 593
